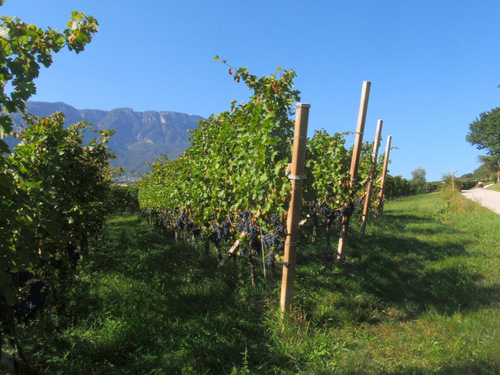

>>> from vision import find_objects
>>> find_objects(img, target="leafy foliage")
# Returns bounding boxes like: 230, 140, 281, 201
11, 113, 116, 256
384, 175, 417, 199
108, 184, 140, 213
0, 4, 103, 370
466, 107, 500, 156
1, 112, 116, 372
0, 8, 98, 152
139, 66, 300, 231
477, 155, 500, 182
411, 167, 427, 194
2, 111, 115, 297
139, 64, 383, 271
0, 2, 98, 301
303, 130, 351, 206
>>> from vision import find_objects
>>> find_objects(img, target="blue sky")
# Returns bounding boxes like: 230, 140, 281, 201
2, 0, 499, 181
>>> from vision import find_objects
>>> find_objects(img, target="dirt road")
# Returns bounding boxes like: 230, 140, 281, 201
462, 188, 500, 215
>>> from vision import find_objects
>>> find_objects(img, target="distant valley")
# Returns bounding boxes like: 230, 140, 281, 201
9, 102, 205, 180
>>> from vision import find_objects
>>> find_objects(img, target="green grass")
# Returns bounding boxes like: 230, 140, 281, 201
15, 194, 500, 374
487, 182, 500, 192
283, 191, 500, 374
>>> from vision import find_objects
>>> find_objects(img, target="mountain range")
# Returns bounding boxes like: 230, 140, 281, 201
9, 102, 205, 180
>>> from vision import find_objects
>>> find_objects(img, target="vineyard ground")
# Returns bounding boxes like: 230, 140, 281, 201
16, 192, 500, 374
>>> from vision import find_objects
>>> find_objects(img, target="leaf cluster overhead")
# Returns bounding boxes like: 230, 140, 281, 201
0, 5, 98, 152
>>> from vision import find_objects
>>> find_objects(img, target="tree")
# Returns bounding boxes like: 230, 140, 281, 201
411, 167, 427, 194
477, 155, 500, 182
466, 107, 500, 156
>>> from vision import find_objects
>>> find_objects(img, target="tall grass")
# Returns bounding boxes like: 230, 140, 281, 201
14, 194, 500, 374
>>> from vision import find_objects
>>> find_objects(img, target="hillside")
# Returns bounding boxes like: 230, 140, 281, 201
8, 102, 205, 179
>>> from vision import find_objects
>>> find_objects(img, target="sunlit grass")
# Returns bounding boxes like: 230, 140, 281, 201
261, 191, 499, 374
487, 182, 500, 192
17, 191, 500, 374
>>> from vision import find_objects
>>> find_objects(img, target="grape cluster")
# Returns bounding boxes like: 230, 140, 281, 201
66, 242, 80, 270
208, 230, 220, 247
341, 203, 355, 216
269, 213, 285, 234
239, 209, 251, 222
12, 270, 34, 286
173, 210, 194, 231
0, 272, 48, 325
267, 251, 276, 266
13, 280, 47, 323
236, 210, 259, 240
265, 213, 285, 243
220, 220, 231, 240
307, 201, 320, 227
320, 203, 341, 220
208, 220, 233, 246
262, 231, 280, 251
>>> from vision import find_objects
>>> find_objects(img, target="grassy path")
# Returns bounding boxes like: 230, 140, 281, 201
18, 192, 500, 374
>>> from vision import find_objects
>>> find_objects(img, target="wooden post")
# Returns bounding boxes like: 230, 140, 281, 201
377, 135, 392, 217
360, 119, 383, 235
451, 169, 455, 190
337, 81, 371, 261
348, 81, 371, 183
280, 103, 310, 313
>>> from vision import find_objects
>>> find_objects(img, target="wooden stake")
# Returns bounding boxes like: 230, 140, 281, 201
337, 81, 371, 261
377, 135, 392, 218
280, 103, 310, 313
217, 231, 247, 267
348, 81, 371, 184
360, 119, 383, 235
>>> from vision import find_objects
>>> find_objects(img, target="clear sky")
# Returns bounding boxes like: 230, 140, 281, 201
2, 0, 499, 181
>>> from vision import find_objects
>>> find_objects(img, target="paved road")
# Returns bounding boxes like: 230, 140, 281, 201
462, 188, 500, 215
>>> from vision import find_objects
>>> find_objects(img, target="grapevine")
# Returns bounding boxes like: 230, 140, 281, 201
139, 62, 386, 283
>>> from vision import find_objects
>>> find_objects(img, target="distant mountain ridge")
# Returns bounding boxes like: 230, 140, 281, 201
10, 101, 205, 179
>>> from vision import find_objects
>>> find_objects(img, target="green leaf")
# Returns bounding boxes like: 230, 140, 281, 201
0, 22, 11, 41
